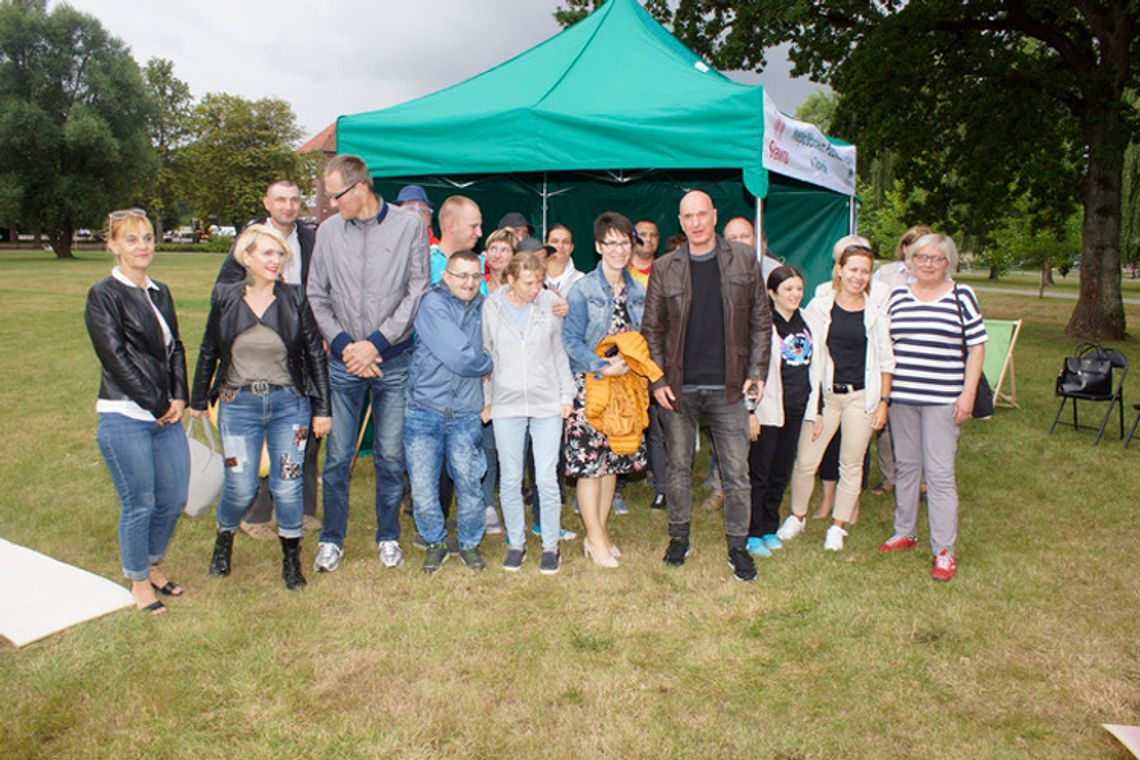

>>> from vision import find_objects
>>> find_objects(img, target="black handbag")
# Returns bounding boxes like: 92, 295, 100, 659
1057, 343, 1113, 396
953, 286, 994, 419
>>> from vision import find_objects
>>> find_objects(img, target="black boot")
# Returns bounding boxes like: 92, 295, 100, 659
208, 530, 234, 576
280, 536, 306, 590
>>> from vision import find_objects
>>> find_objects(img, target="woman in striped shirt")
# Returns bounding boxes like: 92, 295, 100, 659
879, 234, 986, 581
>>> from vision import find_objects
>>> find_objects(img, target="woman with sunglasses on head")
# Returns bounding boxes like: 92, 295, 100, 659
878, 234, 986, 582
190, 224, 330, 590
86, 209, 190, 615
778, 235, 895, 552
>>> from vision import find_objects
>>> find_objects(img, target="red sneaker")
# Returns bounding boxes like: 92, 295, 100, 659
931, 550, 956, 581
878, 535, 918, 553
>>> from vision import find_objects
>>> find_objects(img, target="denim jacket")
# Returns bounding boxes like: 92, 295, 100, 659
406, 283, 493, 416
563, 263, 645, 374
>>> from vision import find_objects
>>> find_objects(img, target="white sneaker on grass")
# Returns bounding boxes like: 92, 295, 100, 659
823, 525, 847, 551
776, 515, 805, 542
313, 542, 343, 573
484, 506, 503, 535
377, 540, 405, 568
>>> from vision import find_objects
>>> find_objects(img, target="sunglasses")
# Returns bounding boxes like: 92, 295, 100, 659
109, 208, 147, 220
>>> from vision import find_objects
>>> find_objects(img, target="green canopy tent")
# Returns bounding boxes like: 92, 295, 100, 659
336, 0, 856, 288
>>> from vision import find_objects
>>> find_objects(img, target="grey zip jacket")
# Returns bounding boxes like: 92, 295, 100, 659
482, 287, 574, 419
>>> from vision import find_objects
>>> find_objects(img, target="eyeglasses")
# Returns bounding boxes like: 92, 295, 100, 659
445, 270, 482, 283
913, 253, 947, 264
109, 208, 147, 220
600, 239, 632, 250
331, 182, 358, 201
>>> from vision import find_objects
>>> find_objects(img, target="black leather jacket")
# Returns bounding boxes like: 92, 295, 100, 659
85, 276, 188, 418
190, 281, 330, 416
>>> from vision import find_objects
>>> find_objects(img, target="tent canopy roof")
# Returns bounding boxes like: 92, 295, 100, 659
336, 0, 768, 196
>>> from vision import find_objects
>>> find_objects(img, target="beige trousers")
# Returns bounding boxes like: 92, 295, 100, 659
789, 389, 875, 523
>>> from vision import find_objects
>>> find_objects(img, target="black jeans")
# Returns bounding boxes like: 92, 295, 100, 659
747, 409, 804, 537
659, 388, 750, 546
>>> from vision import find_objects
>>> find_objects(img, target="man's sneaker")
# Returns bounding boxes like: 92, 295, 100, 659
502, 547, 526, 572
650, 493, 666, 511
663, 537, 691, 566
776, 515, 805, 542
931, 549, 956, 581
378, 540, 405, 568
484, 506, 503, 535
761, 534, 783, 551
539, 550, 561, 575
879, 534, 918, 553
313, 541, 342, 573
446, 535, 460, 556
746, 536, 772, 557
727, 547, 757, 581
823, 525, 847, 551
531, 524, 578, 541
458, 546, 487, 571
412, 533, 428, 551
612, 492, 629, 515
702, 491, 724, 512
422, 543, 448, 574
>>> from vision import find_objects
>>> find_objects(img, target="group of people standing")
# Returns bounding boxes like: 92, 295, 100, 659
85, 154, 986, 615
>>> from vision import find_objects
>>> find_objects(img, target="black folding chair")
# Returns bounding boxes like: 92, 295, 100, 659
1124, 404, 1140, 449
1049, 347, 1128, 445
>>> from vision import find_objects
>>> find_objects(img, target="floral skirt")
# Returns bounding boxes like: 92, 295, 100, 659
563, 373, 646, 478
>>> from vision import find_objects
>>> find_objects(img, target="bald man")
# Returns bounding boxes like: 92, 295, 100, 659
724, 216, 782, 284
641, 191, 771, 581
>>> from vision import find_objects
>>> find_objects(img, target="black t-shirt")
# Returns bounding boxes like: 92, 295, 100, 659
827, 302, 866, 385
774, 307, 812, 413
683, 252, 726, 386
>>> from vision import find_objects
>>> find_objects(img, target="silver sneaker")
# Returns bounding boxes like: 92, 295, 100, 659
377, 540, 405, 568
313, 541, 343, 573
484, 506, 503, 535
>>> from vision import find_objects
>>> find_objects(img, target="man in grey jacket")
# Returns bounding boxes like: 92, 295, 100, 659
307, 154, 430, 573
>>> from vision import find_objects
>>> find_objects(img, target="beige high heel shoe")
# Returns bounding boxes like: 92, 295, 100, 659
584, 539, 619, 568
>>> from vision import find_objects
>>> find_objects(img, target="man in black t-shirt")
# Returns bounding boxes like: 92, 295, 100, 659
641, 191, 771, 581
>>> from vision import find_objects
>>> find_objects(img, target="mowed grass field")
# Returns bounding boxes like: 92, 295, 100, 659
1, 251, 1138, 759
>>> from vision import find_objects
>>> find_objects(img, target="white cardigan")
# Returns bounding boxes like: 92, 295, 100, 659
801, 288, 895, 420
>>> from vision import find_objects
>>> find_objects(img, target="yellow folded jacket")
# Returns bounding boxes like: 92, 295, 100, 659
584, 331, 664, 455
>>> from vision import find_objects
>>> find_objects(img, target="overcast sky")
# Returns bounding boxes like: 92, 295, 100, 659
57, 0, 826, 141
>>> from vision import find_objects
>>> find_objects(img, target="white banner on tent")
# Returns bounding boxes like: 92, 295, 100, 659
762, 91, 856, 197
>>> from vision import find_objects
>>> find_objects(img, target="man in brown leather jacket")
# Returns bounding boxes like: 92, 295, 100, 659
641, 190, 771, 581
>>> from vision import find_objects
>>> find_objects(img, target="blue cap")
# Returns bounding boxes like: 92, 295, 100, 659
396, 185, 434, 210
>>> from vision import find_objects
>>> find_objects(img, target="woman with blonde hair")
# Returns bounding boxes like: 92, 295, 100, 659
86, 209, 190, 615
190, 223, 330, 589
778, 238, 894, 551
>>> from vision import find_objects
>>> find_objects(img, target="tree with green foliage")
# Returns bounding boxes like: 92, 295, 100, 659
0, 0, 155, 259
178, 93, 301, 231
556, 0, 1138, 339
142, 57, 192, 236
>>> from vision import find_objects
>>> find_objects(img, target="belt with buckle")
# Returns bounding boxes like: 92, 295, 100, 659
831, 382, 865, 394
247, 381, 286, 397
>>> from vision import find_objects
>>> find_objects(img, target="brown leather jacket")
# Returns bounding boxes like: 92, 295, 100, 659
641, 235, 771, 412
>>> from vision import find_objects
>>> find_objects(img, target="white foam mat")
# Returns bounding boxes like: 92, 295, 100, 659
0, 538, 134, 647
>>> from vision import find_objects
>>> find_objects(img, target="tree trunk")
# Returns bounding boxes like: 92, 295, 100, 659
1066, 105, 1127, 339
988, 264, 999, 280
1041, 259, 1055, 286
48, 230, 75, 260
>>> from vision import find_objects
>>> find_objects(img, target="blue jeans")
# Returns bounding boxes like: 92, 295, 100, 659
96, 413, 190, 581
405, 407, 486, 548
216, 386, 311, 538
321, 352, 410, 547
495, 415, 563, 551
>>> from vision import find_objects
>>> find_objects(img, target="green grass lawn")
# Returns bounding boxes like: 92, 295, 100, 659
955, 267, 1140, 298
2, 251, 1138, 759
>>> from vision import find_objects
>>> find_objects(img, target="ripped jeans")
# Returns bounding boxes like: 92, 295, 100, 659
216, 385, 311, 538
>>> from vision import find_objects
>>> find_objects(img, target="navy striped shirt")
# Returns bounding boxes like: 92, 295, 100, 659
888, 284, 986, 406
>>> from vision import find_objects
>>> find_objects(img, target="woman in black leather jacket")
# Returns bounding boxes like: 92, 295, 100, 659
190, 224, 330, 589
86, 209, 190, 616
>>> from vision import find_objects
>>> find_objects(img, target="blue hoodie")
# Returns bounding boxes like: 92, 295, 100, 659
406, 283, 493, 415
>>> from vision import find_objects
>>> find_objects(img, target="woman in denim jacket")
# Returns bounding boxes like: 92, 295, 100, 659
562, 212, 646, 568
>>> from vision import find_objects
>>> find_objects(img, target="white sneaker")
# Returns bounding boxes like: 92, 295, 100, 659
484, 506, 503, 535
313, 541, 343, 573
776, 515, 805, 542
824, 525, 847, 551
377, 540, 405, 568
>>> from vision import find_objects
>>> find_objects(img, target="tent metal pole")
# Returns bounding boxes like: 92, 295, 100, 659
849, 195, 856, 234
541, 173, 549, 240
754, 196, 763, 261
